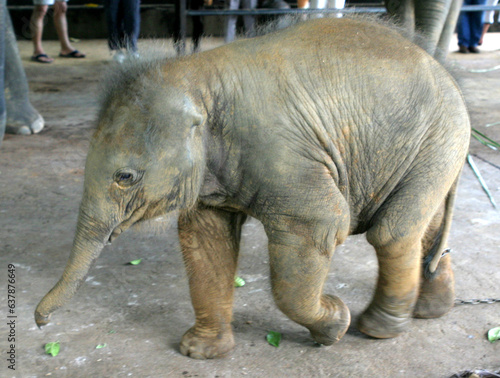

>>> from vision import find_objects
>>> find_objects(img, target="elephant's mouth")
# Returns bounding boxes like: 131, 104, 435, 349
108, 205, 148, 243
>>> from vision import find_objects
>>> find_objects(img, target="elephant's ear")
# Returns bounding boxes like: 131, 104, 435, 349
186, 96, 204, 129
145, 89, 205, 150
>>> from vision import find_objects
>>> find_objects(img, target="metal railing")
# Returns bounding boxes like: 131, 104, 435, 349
6, 3, 500, 13
187, 5, 500, 16
175, 2, 500, 53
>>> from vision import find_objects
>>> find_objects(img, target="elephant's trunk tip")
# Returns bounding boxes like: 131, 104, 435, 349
34, 309, 51, 329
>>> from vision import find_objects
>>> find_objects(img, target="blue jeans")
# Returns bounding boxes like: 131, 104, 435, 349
104, 0, 141, 52
225, 0, 257, 43
457, 0, 487, 48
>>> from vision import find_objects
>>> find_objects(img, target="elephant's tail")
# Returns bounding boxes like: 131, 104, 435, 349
423, 175, 460, 279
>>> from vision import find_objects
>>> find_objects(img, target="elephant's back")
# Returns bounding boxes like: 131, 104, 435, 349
218, 17, 432, 69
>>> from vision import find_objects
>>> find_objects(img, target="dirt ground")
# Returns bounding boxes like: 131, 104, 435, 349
1, 32, 499, 378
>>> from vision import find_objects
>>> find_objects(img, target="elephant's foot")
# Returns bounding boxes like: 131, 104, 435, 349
6, 111, 44, 135
308, 295, 351, 346
34, 310, 51, 328
180, 325, 234, 359
414, 256, 455, 319
357, 303, 410, 339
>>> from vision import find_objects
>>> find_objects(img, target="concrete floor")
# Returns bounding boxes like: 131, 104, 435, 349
1, 32, 499, 377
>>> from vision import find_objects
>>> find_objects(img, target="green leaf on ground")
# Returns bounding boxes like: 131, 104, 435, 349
488, 327, 500, 342
96, 343, 107, 349
127, 258, 142, 265
234, 276, 246, 287
44, 342, 60, 357
266, 331, 282, 347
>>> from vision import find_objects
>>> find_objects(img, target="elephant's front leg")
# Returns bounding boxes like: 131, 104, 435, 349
266, 220, 351, 345
178, 208, 246, 359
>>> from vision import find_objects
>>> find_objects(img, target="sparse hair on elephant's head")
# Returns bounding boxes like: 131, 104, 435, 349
98, 56, 170, 117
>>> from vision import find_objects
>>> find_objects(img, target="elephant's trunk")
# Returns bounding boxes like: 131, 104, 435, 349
35, 208, 110, 328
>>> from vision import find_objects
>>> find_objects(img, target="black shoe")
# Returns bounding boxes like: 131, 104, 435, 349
458, 45, 469, 54
468, 46, 480, 53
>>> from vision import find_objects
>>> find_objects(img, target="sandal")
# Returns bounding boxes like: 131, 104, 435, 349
59, 50, 86, 58
31, 54, 54, 63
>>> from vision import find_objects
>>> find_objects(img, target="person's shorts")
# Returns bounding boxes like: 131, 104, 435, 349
33, 0, 68, 5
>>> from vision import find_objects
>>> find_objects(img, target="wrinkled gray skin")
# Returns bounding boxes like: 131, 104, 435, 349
385, 0, 463, 62
0, 1, 44, 146
36, 18, 470, 359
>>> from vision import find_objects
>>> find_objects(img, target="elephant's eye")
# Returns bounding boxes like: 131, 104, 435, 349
113, 168, 142, 187
118, 173, 132, 180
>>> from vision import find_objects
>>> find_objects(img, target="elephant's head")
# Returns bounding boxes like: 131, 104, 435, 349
35, 74, 206, 327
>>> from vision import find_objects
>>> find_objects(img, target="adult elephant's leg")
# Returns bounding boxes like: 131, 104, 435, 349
414, 0, 455, 57
4, 12, 44, 135
0, 0, 6, 144
435, 0, 463, 62
225, 0, 239, 43
178, 207, 246, 359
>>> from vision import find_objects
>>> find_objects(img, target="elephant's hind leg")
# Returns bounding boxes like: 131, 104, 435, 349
413, 200, 455, 319
358, 228, 422, 339
359, 184, 451, 337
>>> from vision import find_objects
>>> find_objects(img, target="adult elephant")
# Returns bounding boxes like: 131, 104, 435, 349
0, 0, 44, 147
385, 0, 464, 62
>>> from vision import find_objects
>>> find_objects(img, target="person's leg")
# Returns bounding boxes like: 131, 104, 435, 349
225, 0, 239, 43
479, 22, 492, 45
122, 0, 141, 52
242, 0, 256, 37
31, 2, 53, 61
5, 11, 44, 135
191, 0, 204, 52
104, 0, 121, 50
53, 0, 85, 56
309, 0, 327, 18
468, 0, 488, 49
326, 0, 345, 18
104, 0, 126, 61
173, 0, 183, 54
456, 8, 471, 50
117, 0, 127, 49
479, 0, 497, 44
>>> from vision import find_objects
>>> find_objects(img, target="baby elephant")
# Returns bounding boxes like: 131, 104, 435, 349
35, 17, 470, 359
